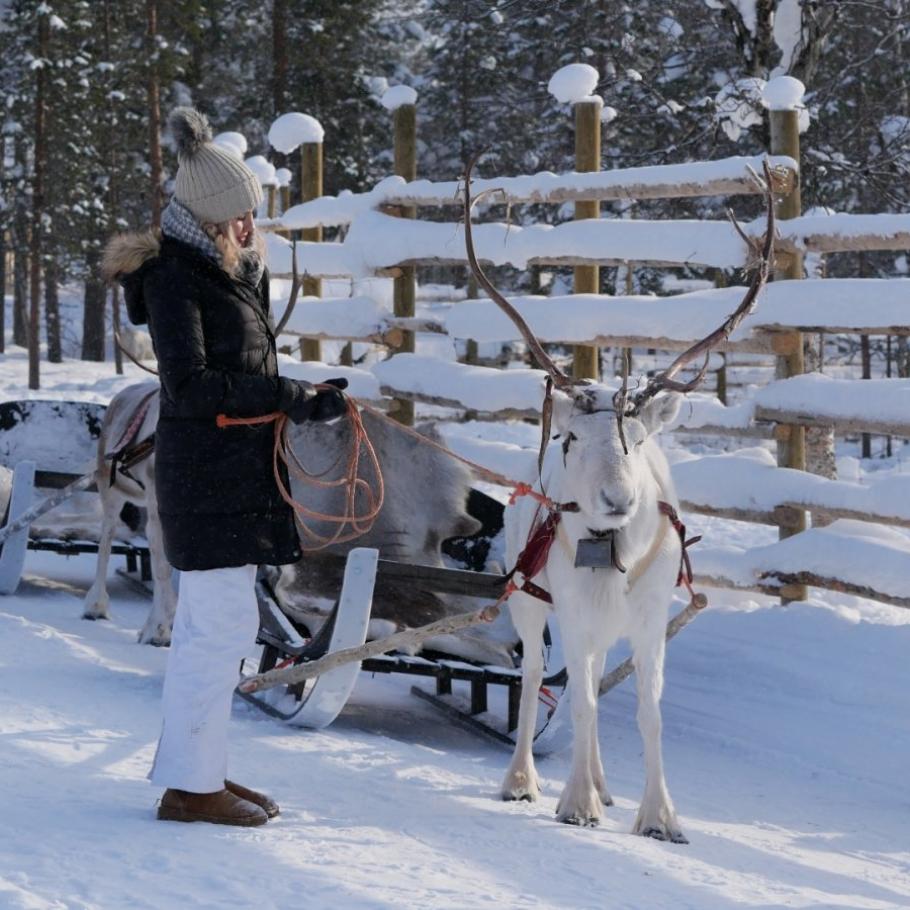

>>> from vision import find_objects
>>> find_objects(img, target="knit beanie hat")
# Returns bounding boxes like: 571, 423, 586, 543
169, 107, 263, 225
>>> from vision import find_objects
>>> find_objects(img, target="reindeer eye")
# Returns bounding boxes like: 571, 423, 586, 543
562, 432, 577, 457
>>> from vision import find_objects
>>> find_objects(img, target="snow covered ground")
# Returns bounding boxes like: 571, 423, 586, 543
4, 546, 910, 910
2, 319, 910, 908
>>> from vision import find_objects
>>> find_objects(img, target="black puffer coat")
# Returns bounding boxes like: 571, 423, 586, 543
110, 232, 305, 571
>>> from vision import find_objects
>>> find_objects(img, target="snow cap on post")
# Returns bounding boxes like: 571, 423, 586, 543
268, 112, 325, 154
762, 75, 806, 111
762, 75, 810, 132
548, 63, 601, 106
213, 131, 248, 159
275, 167, 292, 188
244, 155, 277, 187
381, 85, 418, 111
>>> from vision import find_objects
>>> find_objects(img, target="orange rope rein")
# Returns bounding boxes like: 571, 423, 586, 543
216, 385, 574, 554
354, 399, 576, 514
216, 385, 385, 552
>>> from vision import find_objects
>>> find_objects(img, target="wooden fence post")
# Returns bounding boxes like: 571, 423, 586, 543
769, 103, 808, 602
573, 98, 601, 380
299, 138, 323, 362
390, 90, 417, 426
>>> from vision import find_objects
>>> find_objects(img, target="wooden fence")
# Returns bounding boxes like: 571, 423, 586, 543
249, 107, 910, 612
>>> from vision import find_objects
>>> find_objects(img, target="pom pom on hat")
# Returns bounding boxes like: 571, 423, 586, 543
169, 107, 214, 159
168, 106, 263, 224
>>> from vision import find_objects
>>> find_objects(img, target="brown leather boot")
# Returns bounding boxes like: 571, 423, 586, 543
157, 787, 268, 826
225, 779, 280, 818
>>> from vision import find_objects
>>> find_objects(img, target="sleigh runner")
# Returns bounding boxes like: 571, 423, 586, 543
240, 540, 575, 752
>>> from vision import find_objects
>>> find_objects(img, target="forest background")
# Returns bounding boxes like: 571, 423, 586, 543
0, 0, 907, 366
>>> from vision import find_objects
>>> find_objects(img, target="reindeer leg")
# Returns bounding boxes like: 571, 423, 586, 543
555, 630, 602, 827
137, 479, 176, 647
501, 594, 546, 802
82, 481, 120, 621
630, 628, 687, 844
589, 649, 613, 807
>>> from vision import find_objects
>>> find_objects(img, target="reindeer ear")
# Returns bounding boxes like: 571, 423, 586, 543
638, 392, 682, 435
551, 390, 575, 434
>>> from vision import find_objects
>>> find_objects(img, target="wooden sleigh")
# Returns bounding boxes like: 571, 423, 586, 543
239, 490, 574, 755
0, 399, 152, 595
0, 399, 569, 751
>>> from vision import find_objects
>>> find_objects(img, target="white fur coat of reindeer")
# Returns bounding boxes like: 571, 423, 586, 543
502, 386, 688, 837
462, 157, 776, 839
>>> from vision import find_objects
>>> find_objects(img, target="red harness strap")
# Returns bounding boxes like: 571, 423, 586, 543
108, 388, 157, 455
502, 500, 704, 609
105, 388, 158, 490
657, 501, 702, 597
501, 509, 561, 605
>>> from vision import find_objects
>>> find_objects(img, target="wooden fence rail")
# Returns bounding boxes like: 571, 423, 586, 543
252, 106, 910, 611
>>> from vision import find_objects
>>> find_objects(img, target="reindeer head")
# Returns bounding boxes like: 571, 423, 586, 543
550, 384, 681, 528
461, 154, 776, 523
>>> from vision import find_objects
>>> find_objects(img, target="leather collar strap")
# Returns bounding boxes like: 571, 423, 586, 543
505, 501, 703, 608
657, 500, 702, 591
502, 510, 562, 605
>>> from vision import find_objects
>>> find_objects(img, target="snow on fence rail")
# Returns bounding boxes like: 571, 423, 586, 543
753, 375, 910, 437
371, 354, 910, 439
258, 154, 797, 231
672, 449, 910, 531
255, 145, 910, 610
265, 212, 910, 278
272, 279, 910, 354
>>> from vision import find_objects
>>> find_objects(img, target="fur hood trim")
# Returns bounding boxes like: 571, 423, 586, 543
101, 229, 161, 283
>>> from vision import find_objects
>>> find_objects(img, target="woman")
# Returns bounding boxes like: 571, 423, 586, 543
105, 107, 346, 827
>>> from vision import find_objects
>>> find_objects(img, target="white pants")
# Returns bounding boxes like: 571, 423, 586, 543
148, 564, 260, 793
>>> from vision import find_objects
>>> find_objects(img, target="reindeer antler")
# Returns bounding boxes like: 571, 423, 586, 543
273, 239, 303, 337
463, 154, 575, 392
627, 157, 777, 414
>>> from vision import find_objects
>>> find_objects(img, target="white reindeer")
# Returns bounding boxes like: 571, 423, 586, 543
502, 386, 688, 835
462, 158, 775, 837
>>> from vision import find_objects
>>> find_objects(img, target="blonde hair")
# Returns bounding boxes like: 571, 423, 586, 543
204, 218, 266, 277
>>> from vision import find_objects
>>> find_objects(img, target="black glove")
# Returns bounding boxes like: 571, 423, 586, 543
286, 377, 349, 424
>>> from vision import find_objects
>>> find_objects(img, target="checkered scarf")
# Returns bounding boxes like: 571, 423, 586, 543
161, 199, 220, 262
161, 200, 265, 288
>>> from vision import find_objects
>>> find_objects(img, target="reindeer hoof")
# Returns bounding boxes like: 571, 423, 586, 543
640, 825, 689, 845
501, 769, 540, 802
559, 813, 600, 828
137, 628, 171, 647
82, 610, 110, 622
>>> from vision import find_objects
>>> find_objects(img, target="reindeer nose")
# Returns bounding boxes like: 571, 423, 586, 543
600, 490, 629, 514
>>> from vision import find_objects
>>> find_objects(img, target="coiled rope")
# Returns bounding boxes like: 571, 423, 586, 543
216, 385, 384, 552
216, 387, 579, 553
